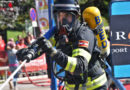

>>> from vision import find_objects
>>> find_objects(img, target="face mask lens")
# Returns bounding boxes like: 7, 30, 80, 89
54, 12, 77, 35
55, 12, 76, 27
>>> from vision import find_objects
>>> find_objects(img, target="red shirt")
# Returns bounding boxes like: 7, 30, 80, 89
0, 51, 7, 75
0, 40, 5, 51
0, 51, 7, 66
17, 43, 27, 49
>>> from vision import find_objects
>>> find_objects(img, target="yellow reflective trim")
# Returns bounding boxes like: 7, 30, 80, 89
72, 48, 91, 62
65, 87, 71, 90
65, 73, 107, 90
86, 73, 107, 90
65, 56, 77, 72
38, 51, 40, 55
65, 82, 86, 90
65, 82, 75, 87
65, 59, 71, 71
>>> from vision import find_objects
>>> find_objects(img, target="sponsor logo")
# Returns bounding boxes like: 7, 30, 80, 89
111, 31, 130, 46
39, 0, 48, 10
95, 16, 101, 25
40, 17, 49, 30
99, 28, 108, 49
95, 16, 108, 49
111, 31, 130, 54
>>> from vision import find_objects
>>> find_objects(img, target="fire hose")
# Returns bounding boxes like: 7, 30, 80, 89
0, 52, 34, 90
0, 60, 27, 90
23, 65, 50, 87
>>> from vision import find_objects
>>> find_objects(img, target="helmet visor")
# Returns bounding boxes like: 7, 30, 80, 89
54, 11, 76, 31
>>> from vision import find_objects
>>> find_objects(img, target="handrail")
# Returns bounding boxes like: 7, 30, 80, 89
0, 66, 9, 71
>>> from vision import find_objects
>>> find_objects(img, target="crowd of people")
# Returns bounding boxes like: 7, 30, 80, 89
0, 33, 36, 90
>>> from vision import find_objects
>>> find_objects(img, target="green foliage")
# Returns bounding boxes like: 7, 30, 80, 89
0, 0, 35, 30
1, 0, 110, 31
7, 30, 26, 42
102, 17, 109, 26
79, 0, 88, 4
14, 0, 35, 30
80, 0, 111, 23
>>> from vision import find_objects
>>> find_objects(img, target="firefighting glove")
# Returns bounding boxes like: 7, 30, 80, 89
16, 48, 35, 62
42, 38, 57, 57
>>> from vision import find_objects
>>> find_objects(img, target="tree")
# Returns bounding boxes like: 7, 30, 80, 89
0, 0, 111, 30
80, 0, 111, 20
0, 0, 35, 30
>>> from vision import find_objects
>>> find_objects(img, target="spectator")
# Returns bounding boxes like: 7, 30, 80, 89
9, 38, 14, 43
16, 35, 22, 45
7, 41, 20, 90
24, 36, 31, 46
0, 35, 7, 79
0, 35, 6, 51
0, 51, 8, 79
29, 34, 35, 43
27, 32, 35, 43
16, 38, 27, 49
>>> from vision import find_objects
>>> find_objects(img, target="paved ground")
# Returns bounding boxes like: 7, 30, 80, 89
0, 75, 52, 90
0, 83, 51, 90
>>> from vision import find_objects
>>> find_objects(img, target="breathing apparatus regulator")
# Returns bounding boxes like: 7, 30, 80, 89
82, 6, 110, 58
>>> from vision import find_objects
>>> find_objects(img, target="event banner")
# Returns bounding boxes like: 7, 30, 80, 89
35, 0, 49, 35
110, 0, 130, 78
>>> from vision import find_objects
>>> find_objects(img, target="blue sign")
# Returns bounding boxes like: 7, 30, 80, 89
30, 8, 37, 21
110, 0, 130, 79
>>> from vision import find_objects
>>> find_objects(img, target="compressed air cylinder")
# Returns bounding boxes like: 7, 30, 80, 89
82, 6, 110, 56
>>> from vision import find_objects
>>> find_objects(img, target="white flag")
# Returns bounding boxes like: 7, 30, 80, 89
35, 0, 49, 35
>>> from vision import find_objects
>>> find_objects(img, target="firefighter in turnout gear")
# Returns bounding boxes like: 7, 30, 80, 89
16, 0, 108, 90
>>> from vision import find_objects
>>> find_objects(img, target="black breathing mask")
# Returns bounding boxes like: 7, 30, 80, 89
54, 11, 77, 44
54, 11, 76, 34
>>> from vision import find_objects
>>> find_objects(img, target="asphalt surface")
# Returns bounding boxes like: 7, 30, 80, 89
0, 83, 51, 90
0, 75, 52, 90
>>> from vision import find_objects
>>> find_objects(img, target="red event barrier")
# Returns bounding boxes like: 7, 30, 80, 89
22, 54, 47, 72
